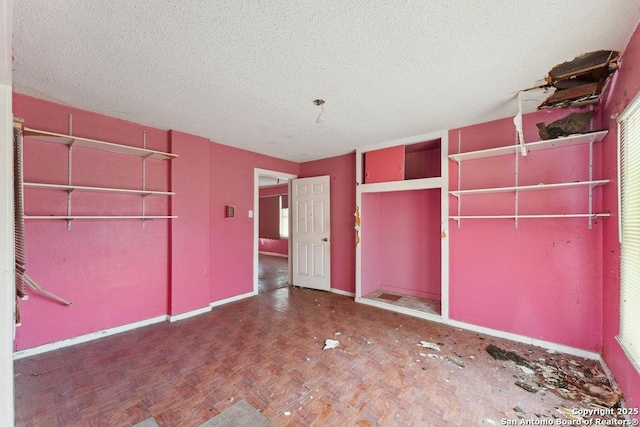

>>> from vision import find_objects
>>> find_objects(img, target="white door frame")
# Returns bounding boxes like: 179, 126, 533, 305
0, 0, 14, 422
253, 168, 298, 294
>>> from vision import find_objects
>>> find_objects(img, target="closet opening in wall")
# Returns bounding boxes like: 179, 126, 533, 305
253, 169, 297, 294
360, 188, 442, 315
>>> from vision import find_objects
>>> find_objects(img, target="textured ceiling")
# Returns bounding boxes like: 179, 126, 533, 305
12, 1, 640, 162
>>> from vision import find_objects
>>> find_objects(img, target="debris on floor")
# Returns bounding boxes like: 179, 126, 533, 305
418, 341, 441, 351
513, 406, 526, 419
518, 365, 535, 376
486, 344, 627, 422
515, 380, 539, 393
485, 344, 532, 369
536, 110, 594, 140
445, 356, 465, 368
538, 50, 619, 109
323, 339, 339, 350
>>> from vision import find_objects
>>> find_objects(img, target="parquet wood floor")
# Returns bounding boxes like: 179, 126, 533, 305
258, 254, 289, 293
15, 286, 621, 426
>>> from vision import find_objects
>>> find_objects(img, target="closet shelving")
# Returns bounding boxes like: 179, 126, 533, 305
23, 128, 177, 160
355, 131, 449, 322
22, 125, 177, 225
449, 130, 609, 227
448, 131, 607, 162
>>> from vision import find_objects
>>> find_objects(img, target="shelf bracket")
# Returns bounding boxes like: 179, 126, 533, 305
142, 130, 147, 229
515, 132, 519, 229
588, 139, 594, 229
588, 107, 594, 229
66, 142, 74, 231
457, 130, 461, 228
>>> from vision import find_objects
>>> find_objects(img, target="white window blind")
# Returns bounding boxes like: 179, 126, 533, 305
618, 92, 640, 374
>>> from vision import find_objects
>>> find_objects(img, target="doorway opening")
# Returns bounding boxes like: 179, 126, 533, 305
253, 169, 297, 294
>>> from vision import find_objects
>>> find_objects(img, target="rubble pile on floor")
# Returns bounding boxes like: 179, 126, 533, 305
486, 344, 626, 422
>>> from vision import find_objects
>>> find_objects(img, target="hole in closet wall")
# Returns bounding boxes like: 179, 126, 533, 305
360, 188, 442, 315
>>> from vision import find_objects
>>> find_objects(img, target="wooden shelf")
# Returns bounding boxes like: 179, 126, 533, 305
24, 182, 174, 196
449, 130, 607, 162
23, 127, 178, 160
450, 213, 610, 220
450, 180, 609, 197
358, 177, 444, 193
25, 215, 177, 220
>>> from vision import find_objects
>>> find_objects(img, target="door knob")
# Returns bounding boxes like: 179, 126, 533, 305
322, 237, 330, 242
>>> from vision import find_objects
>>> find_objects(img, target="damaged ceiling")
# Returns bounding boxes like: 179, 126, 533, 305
11, 1, 640, 162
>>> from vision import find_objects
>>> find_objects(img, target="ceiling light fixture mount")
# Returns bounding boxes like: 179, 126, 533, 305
313, 99, 325, 124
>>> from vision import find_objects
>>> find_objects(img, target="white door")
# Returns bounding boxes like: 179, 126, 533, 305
292, 176, 331, 291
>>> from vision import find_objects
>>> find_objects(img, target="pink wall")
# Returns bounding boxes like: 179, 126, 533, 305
170, 131, 211, 316
448, 108, 605, 351
258, 196, 280, 239
14, 94, 171, 350
361, 190, 441, 300
380, 190, 441, 300
259, 185, 288, 198
12, 94, 300, 350
600, 23, 640, 412
405, 146, 441, 179
258, 238, 288, 256
360, 193, 381, 296
300, 153, 356, 293
209, 143, 298, 301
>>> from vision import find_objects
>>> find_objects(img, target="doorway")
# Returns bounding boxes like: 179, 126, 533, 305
253, 168, 297, 294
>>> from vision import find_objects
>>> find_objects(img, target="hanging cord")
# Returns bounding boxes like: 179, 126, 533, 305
313, 99, 325, 124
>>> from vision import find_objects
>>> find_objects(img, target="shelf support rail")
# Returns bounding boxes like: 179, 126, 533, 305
588, 110, 594, 229
457, 130, 461, 228
515, 131, 519, 229
142, 130, 147, 229
67, 113, 74, 231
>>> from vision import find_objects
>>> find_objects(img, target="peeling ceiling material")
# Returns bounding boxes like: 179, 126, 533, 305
11, 1, 640, 162
536, 111, 595, 140
538, 50, 620, 109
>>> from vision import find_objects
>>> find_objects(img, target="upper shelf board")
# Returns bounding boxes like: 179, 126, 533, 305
23, 128, 178, 160
448, 130, 607, 162
449, 179, 609, 197
23, 182, 174, 196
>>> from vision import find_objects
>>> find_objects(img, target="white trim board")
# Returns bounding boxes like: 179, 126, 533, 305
447, 319, 599, 360
168, 306, 211, 322
209, 291, 256, 308
15, 292, 258, 358
258, 251, 288, 258
0, 83, 14, 426
331, 288, 355, 297
13, 315, 167, 360
355, 296, 599, 360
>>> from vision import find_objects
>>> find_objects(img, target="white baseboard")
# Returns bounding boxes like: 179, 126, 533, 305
331, 288, 355, 297
446, 319, 600, 360
209, 291, 256, 308
258, 251, 288, 258
168, 306, 211, 322
13, 315, 167, 360
354, 297, 600, 360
